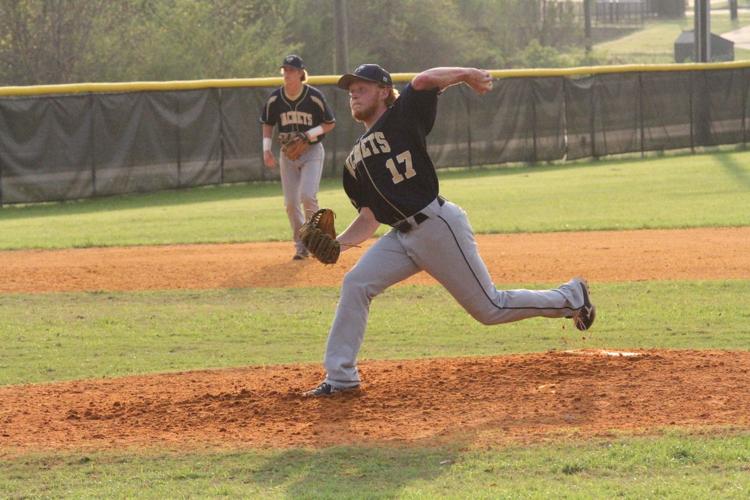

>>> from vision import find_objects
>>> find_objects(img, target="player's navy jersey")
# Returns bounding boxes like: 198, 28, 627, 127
343, 83, 440, 225
260, 84, 335, 143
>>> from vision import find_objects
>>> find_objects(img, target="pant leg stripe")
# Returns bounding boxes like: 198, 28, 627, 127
436, 215, 576, 312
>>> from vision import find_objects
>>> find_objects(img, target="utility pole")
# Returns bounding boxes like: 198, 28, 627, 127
694, 0, 710, 63
332, 0, 349, 176
730, 0, 738, 21
693, 0, 711, 148
334, 0, 349, 74
584, 0, 592, 54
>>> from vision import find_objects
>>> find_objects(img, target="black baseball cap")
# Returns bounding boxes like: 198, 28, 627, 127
280, 54, 305, 70
337, 64, 393, 89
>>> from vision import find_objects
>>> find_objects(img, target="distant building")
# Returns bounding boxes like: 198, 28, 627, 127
594, 0, 650, 26
573, 0, 686, 25
651, 0, 686, 19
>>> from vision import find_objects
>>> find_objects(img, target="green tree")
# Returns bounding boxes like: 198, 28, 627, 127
0, 0, 117, 85
0, 0, 590, 85
343, 0, 500, 71
281, 0, 335, 74
282, 0, 509, 74
89, 0, 300, 81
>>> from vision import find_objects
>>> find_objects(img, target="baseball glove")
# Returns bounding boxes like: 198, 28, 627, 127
279, 131, 310, 161
299, 209, 340, 264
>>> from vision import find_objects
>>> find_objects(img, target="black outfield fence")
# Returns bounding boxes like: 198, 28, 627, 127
1, 62, 749, 205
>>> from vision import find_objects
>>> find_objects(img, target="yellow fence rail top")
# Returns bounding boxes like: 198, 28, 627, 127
2, 60, 750, 97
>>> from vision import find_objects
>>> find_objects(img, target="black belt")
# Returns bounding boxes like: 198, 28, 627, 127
393, 196, 445, 233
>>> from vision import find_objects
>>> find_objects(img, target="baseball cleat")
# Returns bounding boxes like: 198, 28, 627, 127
292, 250, 308, 260
302, 382, 359, 397
572, 278, 596, 331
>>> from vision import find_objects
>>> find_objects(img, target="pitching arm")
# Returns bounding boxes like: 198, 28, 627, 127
411, 67, 493, 95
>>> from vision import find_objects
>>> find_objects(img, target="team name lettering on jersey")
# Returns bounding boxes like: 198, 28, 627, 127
344, 132, 392, 177
280, 111, 313, 126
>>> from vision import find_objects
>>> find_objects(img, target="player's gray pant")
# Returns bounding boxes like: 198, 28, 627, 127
324, 198, 589, 389
279, 142, 325, 255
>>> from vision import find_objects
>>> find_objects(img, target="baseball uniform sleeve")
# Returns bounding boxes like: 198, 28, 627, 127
314, 88, 336, 123
395, 83, 439, 136
259, 91, 279, 125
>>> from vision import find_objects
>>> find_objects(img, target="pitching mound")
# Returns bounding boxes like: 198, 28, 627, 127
1, 349, 748, 453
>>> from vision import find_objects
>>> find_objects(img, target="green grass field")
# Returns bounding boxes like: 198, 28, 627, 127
1, 149, 749, 249
1, 150, 749, 498
2, 433, 749, 498
1, 281, 748, 386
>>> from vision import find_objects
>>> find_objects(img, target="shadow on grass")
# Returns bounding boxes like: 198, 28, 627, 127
0, 445, 462, 498
247, 444, 461, 498
715, 151, 750, 189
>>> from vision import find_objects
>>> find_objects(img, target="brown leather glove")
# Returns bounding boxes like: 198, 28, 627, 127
299, 209, 340, 264
279, 131, 310, 161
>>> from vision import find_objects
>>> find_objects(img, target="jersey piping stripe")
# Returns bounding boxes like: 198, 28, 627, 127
436, 214, 579, 313
311, 95, 327, 114
280, 85, 310, 132
354, 109, 413, 222
360, 153, 409, 221
264, 95, 278, 122
280, 84, 308, 109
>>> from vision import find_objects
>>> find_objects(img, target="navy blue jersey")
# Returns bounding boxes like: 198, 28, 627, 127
260, 84, 335, 143
343, 83, 439, 225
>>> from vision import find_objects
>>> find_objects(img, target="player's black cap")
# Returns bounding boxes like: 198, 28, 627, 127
281, 54, 305, 70
337, 64, 393, 89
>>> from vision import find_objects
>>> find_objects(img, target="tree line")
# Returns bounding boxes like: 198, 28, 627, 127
0, 0, 598, 86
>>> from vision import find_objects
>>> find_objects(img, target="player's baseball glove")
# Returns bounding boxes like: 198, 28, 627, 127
279, 131, 310, 161
299, 209, 340, 264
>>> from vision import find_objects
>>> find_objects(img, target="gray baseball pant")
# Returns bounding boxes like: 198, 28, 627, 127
323, 198, 588, 389
279, 142, 325, 255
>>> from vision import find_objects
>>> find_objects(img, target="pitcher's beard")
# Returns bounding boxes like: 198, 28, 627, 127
352, 103, 377, 123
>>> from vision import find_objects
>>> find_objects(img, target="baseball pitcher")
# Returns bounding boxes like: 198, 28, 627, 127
302, 64, 595, 397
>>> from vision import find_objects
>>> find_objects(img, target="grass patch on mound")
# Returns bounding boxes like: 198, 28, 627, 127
1, 280, 747, 385
0, 150, 748, 249
2, 432, 748, 498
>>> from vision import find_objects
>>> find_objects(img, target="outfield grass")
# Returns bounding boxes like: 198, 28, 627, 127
0, 150, 749, 250
594, 14, 750, 63
1, 432, 748, 498
712, 1, 750, 9
1, 281, 748, 386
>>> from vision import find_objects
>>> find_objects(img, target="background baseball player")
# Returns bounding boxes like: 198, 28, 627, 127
261, 55, 336, 260
303, 64, 596, 397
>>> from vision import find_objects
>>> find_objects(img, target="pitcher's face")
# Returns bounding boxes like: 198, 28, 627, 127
348, 81, 387, 123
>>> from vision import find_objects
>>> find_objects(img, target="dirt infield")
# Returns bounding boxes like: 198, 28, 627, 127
1, 227, 749, 453
2, 227, 749, 293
